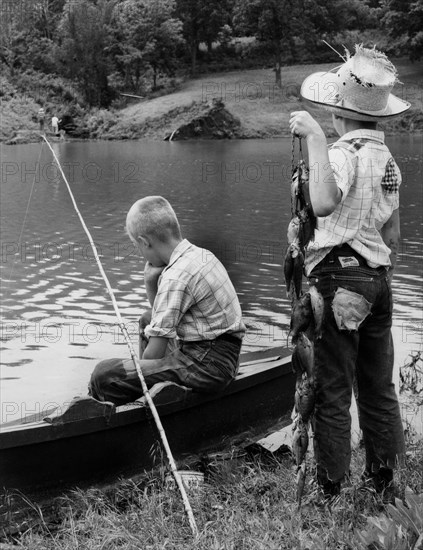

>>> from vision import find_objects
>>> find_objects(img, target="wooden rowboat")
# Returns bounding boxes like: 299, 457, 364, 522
0, 346, 295, 497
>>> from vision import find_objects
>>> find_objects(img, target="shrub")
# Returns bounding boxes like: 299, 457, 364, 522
85, 109, 119, 138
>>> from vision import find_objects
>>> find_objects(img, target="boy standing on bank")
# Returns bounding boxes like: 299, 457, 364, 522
289, 45, 410, 499
89, 196, 245, 405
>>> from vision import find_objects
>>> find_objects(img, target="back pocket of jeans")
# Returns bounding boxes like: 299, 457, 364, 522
182, 342, 211, 363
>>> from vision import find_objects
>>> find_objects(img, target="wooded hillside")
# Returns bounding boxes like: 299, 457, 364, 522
1, 0, 422, 110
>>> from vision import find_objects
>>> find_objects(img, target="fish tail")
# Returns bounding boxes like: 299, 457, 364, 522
296, 462, 307, 508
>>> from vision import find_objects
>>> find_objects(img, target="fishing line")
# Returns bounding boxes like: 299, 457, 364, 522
322, 39, 347, 62
5, 141, 45, 285
41, 135, 199, 537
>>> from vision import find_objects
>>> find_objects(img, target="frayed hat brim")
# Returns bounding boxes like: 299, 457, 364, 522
300, 71, 411, 122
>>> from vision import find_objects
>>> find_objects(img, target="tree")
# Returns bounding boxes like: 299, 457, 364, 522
0, 2, 28, 72
233, 0, 303, 87
322, 0, 379, 32
299, 0, 380, 60
0, 0, 63, 74
198, 0, 232, 53
112, 0, 184, 91
382, 0, 423, 60
57, 0, 116, 107
33, 0, 67, 40
175, 0, 232, 75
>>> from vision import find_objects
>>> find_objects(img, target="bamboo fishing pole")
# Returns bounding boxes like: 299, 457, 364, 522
41, 136, 199, 537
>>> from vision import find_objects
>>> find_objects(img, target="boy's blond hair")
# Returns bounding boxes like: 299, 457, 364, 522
126, 196, 182, 243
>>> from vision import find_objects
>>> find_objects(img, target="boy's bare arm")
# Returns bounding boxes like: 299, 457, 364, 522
142, 336, 169, 360
381, 208, 400, 281
289, 111, 341, 217
144, 262, 166, 306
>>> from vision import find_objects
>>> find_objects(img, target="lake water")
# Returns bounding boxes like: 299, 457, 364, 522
0, 136, 422, 432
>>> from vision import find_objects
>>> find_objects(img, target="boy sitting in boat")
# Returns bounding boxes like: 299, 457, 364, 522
89, 196, 245, 405
289, 45, 410, 500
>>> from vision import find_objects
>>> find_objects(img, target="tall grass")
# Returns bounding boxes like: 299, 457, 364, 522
4, 436, 422, 550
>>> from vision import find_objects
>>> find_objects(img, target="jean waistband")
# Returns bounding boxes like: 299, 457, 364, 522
216, 332, 243, 345
180, 333, 242, 347
326, 243, 364, 262
313, 244, 387, 274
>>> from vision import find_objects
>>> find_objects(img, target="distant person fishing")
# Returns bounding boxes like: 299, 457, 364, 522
51, 115, 61, 135
286, 44, 410, 503
37, 107, 45, 133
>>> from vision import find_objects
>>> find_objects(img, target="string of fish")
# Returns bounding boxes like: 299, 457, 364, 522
284, 135, 324, 507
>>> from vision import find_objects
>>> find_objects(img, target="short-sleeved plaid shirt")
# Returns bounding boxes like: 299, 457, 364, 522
305, 129, 401, 275
145, 239, 246, 341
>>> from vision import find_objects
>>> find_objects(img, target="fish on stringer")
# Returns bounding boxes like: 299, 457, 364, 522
291, 338, 314, 509
284, 242, 304, 301
290, 292, 312, 343
284, 138, 317, 304
289, 288, 324, 507
309, 285, 324, 339
285, 137, 323, 507
291, 157, 316, 255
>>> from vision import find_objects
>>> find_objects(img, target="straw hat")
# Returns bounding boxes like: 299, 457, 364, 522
300, 45, 411, 121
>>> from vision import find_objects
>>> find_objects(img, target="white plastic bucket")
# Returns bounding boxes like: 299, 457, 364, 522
166, 470, 204, 492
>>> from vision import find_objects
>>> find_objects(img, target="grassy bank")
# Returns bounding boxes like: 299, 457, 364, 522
3, 437, 422, 550
74, 58, 423, 141
2, 360, 423, 549
2, 58, 422, 144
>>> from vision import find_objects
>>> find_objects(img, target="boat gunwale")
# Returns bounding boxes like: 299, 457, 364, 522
0, 350, 292, 449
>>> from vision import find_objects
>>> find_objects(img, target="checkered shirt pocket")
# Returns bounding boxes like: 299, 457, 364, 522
381, 157, 399, 194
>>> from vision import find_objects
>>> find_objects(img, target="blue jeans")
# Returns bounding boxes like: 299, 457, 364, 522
88, 336, 242, 406
308, 245, 405, 485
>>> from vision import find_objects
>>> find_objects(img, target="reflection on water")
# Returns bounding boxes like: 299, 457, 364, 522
0, 137, 422, 428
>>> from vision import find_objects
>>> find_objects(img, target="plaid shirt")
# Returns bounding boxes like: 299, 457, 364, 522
305, 129, 401, 275
145, 239, 246, 341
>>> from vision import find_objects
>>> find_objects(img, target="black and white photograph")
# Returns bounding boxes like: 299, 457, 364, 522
0, 0, 422, 548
